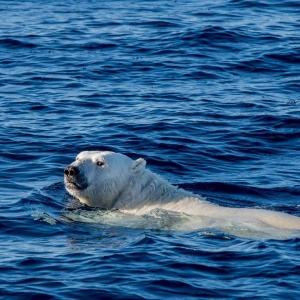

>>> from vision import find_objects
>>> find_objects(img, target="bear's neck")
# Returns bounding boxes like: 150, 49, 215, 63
114, 168, 199, 214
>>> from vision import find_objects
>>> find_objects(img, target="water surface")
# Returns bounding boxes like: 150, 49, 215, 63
1, 0, 300, 299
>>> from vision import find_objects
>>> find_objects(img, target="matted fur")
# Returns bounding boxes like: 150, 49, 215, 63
64, 151, 300, 230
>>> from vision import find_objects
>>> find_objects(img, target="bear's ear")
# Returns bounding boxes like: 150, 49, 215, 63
132, 158, 146, 173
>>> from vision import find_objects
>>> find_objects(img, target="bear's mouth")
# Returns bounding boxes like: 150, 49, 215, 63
66, 181, 88, 190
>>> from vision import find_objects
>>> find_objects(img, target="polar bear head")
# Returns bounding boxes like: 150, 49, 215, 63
64, 151, 146, 208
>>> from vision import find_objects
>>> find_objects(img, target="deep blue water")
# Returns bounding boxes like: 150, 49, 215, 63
1, 0, 300, 299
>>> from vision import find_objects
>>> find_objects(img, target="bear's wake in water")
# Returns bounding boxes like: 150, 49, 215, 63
64, 151, 300, 234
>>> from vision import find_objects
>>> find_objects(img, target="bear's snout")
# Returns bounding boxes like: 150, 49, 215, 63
64, 166, 80, 178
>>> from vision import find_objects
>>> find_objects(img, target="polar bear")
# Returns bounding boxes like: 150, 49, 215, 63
64, 151, 300, 230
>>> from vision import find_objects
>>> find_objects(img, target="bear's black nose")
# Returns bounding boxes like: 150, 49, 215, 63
64, 166, 80, 177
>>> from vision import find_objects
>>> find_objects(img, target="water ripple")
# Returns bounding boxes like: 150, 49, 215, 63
1, 0, 300, 299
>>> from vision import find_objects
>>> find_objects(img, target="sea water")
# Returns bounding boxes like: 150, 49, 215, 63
1, 0, 300, 299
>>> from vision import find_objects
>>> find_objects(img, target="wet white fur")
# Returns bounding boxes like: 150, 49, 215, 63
65, 151, 300, 230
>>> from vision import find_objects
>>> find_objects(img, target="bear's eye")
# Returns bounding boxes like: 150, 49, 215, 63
97, 161, 105, 167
